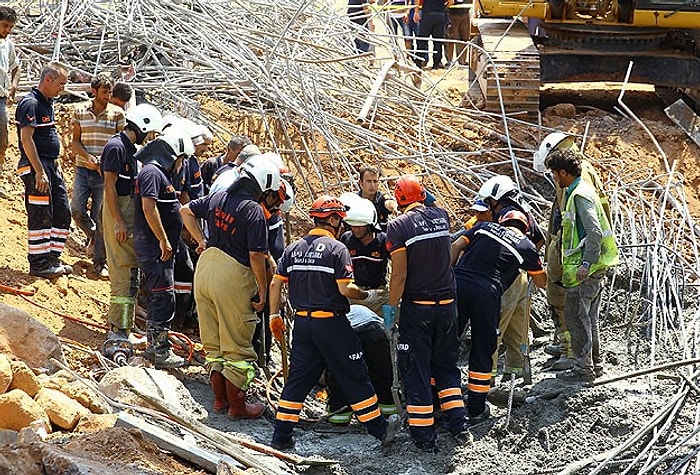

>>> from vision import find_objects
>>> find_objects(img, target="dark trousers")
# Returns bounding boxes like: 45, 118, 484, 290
174, 239, 195, 327
327, 321, 394, 411
456, 275, 500, 416
417, 12, 447, 67
138, 255, 175, 331
21, 159, 71, 270
398, 299, 466, 446
272, 314, 386, 445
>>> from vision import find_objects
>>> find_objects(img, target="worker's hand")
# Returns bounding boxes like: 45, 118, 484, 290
413, 9, 420, 23
114, 217, 128, 243
576, 264, 590, 282
159, 238, 173, 261
34, 169, 49, 194
196, 239, 207, 254
251, 292, 265, 312
363, 289, 386, 305
382, 304, 397, 332
86, 155, 101, 171
269, 314, 286, 342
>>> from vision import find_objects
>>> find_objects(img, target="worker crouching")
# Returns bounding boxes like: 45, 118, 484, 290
180, 156, 285, 419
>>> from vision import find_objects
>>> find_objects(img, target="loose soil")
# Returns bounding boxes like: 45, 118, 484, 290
1, 75, 699, 474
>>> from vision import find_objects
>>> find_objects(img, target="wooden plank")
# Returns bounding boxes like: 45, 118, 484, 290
115, 412, 245, 474
664, 99, 700, 149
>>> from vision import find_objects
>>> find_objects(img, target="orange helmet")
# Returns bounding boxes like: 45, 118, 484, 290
309, 195, 349, 219
498, 209, 529, 233
394, 175, 426, 206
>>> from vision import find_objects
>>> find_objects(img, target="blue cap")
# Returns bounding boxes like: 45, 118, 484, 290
470, 199, 489, 212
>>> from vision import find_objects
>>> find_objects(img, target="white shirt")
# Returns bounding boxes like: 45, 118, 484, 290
0, 38, 18, 98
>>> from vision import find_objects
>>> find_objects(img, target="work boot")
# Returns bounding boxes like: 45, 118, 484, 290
379, 403, 398, 416
327, 410, 353, 425
381, 414, 401, 446
144, 330, 186, 369
556, 367, 595, 383
271, 438, 295, 451
468, 404, 491, 426
30, 264, 66, 279
544, 342, 564, 357
210, 371, 230, 414
550, 356, 576, 371
225, 380, 265, 419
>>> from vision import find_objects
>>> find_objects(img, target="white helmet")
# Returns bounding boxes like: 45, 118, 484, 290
338, 192, 364, 208
161, 114, 182, 132
160, 125, 195, 158
126, 104, 163, 134
240, 155, 281, 193
533, 132, 579, 172
478, 175, 518, 202
279, 178, 295, 213
344, 197, 378, 228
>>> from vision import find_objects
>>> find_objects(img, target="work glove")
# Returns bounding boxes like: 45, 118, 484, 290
576, 264, 590, 282
382, 305, 397, 332
269, 314, 286, 342
363, 289, 386, 305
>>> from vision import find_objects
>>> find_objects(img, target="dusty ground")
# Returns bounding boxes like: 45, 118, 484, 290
1, 75, 700, 474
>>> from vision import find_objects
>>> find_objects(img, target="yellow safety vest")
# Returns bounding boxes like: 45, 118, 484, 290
562, 180, 619, 287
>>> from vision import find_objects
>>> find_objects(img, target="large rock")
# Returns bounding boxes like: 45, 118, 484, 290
99, 366, 208, 422
0, 389, 50, 432
34, 388, 91, 431
47, 370, 111, 414
73, 413, 118, 433
0, 353, 12, 393
0, 304, 65, 372
9, 360, 41, 397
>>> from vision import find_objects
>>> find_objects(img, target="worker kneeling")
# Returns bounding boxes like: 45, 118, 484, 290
268, 196, 399, 450
326, 305, 397, 424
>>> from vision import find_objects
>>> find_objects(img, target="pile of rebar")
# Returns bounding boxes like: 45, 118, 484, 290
13, 1, 700, 473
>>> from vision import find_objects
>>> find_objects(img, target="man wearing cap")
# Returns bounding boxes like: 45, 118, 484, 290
386, 174, 468, 451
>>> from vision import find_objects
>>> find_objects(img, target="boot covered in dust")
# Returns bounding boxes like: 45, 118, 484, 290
225, 380, 265, 419
144, 330, 186, 369
210, 370, 230, 413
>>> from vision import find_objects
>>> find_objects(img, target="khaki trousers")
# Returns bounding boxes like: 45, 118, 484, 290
493, 272, 529, 373
195, 247, 258, 388
102, 196, 137, 330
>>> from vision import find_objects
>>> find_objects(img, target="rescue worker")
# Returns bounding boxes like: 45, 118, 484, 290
533, 132, 609, 371
200, 135, 251, 195
478, 175, 546, 380
209, 144, 262, 194
451, 210, 546, 422
180, 155, 284, 418
339, 194, 389, 316
133, 125, 194, 369
545, 149, 619, 382
267, 195, 397, 450
385, 175, 468, 451
16, 61, 73, 278
326, 304, 396, 424
357, 166, 397, 232
101, 103, 163, 353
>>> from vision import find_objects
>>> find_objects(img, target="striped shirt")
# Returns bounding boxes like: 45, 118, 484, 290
72, 101, 125, 168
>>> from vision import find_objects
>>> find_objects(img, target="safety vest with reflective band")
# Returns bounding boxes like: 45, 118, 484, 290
562, 180, 619, 287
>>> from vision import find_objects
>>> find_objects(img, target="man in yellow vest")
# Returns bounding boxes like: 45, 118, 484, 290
545, 149, 619, 383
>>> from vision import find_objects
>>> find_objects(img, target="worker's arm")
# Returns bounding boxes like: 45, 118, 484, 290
8, 64, 19, 104
340, 281, 372, 300
179, 203, 206, 253
141, 197, 172, 261
269, 276, 283, 316
249, 250, 268, 312
528, 270, 547, 288
19, 126, 49, 194
71, 121, 100, 171
103, 171, 128, 242
385, 197, 398, 214
450, 235, 469, 266
388, 248, 407, 306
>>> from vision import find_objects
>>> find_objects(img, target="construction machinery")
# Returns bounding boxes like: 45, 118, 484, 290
469, 0, 700, 114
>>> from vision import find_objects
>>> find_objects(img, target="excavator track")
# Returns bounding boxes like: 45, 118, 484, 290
470, 19, 541, 115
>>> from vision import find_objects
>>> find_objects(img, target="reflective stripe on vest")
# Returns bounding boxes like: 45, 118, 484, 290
561, 180, 619, 287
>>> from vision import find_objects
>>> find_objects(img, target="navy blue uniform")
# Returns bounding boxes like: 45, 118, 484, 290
200, 155, 223, 195
271, 228, 387, 447
340, 230, 389, 288
134, 164, 182, 330
496, 201, 545, 247
101, 132, 137, 197
386, 204, 465, 447
16, 87, 71, 272
453, 221, 543, 416
187, 157, 203, 200
417, 0, 447, 68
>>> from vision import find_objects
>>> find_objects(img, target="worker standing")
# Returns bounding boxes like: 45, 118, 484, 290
451, 211, 546, 423
180, 156, 284, 418
533, 132, 610, 372
357, 166, 397, 232
268, 195, 397, 450
101, 104, 163, 353
133, 125, 194, 369
545, 149, 619, 383
385, 175, 467, 452
200, 135, 251, 195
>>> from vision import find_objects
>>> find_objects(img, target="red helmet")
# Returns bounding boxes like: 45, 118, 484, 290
309, 195, 349, 219
498, 210, 529, 233
394, 175, 426, 206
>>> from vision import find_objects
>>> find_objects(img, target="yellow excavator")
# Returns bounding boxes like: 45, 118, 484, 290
469, 0, 700, 113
